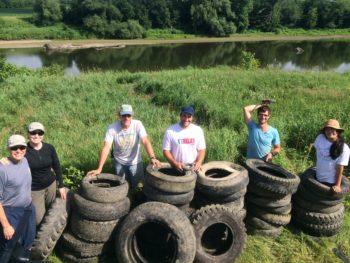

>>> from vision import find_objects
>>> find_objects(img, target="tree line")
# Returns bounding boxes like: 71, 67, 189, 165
3, 0, 350, 38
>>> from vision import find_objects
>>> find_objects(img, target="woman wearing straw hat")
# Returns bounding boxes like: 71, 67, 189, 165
314, 119, 350, 193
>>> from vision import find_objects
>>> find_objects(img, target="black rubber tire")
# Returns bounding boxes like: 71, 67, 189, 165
143, 182, 194, 205
81, 173, 128, 203
292, 217, 343, 237
202, 187, 247, 203
145, 163, 197, 194
245, 159, 300, 195
300, 167, 350, 200
57, 247, 111, 263
296, 184, 344, 206
222, 197, 245, 211
115, 201, 196, 263
31, 196, 70, 260
246, 192, 291, 208
73, 192, 130, 221
292, 203, 344, 225
59, 231, 112, 258
247, 180, 286, 199
190, 204, 246, 263
245, 215, 280, 230
70, 213, 119, 242
247, 203, 291, 226
246, 199, 292, 215
246, 224, 283, 237
292, 194, 343, 214
196, 161, 249, 196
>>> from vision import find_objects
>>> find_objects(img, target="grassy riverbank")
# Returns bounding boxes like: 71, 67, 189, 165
0, 66, 349, 262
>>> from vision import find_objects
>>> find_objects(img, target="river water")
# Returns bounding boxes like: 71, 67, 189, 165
1, 40, 350, 74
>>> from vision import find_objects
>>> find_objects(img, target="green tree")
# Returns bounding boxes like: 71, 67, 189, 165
280, 0, 305, 27
33, 0, 62, 25
191, 0, 237, 36
231, 0, 253, 32
249, 0, 282, 31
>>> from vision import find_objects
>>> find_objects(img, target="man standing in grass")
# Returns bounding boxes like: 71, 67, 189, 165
88, 104, 160, 188
163, 106, 206, 172
243, 102, 281, 162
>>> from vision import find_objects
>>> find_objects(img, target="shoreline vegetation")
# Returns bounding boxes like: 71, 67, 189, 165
1, 33, 350, 49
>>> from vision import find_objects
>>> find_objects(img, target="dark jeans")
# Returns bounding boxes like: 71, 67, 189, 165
0, 203, 36, 261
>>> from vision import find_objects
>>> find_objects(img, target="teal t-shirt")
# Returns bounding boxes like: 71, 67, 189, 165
246, 121, 280, 159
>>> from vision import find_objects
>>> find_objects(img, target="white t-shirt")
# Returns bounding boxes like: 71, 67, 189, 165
162, 123, 206, 164
105, 120, 147, 165
314, 134, 350, 184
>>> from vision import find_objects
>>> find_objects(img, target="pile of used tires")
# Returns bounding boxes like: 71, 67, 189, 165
143, 162, 196, 215
292, 167, 349, 236
195, 161, 248, 219
58, 173, 130, 262
245, 159, 300, 237
138, 161, 247, 263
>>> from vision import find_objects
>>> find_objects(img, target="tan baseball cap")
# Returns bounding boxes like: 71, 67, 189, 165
8, 134, 27, 148
119, 104, 133, 116
28, 122, 45, 132
322, 119, 344, 132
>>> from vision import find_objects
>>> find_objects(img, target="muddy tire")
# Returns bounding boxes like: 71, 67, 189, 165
247, 203, 291, 226
115, 202, 196, 263
203, 188, 247, 203
247, 181, 286, 199
296, 184, 344, 206
31, 196, 70, 260
292, 217, 343, 237
196, 161, 249, 196
245, 215, 279, 230
59, 231, 112, 258
145, 163, 196, 194
293, 194, 343, 214
300, 167, 350, 200
81, 173, 128, 203
246, 193, 291, 208
70, 213, 119, 242
57, 247, 111, 263
73, 193, 130, 221
143, 183, 194, 205
246, 225, 283, 237
191, 204, 246, 263
246, 159, 300, 195
292, 203, 344, 225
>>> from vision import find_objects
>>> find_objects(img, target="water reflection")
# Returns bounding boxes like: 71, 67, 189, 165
0, 40, 349, 74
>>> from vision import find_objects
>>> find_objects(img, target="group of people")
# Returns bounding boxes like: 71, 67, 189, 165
0, 102, 349, 261
0, 122, 65, 262
87, 105, 206, 187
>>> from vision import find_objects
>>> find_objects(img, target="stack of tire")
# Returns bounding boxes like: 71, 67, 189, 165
115, 201, 197, 263
58, 173, 131, 262
31, 192, 71, 260
292, 167, 349, 236
194, 161, 249, 220
143, 162, 196, 214
245, 159, 300, 237
190, 204, 247, 263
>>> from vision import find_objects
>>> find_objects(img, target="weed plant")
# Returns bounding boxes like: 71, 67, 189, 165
0, 65, 349, 262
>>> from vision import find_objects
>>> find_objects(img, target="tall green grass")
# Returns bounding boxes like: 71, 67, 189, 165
0, 66, 349, 262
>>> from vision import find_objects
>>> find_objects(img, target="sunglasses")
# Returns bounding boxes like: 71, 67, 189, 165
29, 130, 44, 136
10, 145, 26, 151
121, 114, 132, 118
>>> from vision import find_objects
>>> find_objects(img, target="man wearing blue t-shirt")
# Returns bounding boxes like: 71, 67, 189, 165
243, 103, 281, 162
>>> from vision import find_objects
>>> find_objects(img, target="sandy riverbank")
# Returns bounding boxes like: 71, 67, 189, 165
1, 34, 350, 49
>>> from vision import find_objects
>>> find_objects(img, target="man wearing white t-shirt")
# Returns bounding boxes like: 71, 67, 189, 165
162, 106, 206, 172
88, 104, 160, 188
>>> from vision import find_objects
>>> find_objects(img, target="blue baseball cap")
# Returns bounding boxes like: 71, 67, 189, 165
180, 106, 194, 116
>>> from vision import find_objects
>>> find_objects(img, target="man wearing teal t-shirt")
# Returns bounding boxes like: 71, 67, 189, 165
243, 103, 281, 162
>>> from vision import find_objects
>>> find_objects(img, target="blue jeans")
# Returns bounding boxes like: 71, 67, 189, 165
115, 161, 144, 188
0, 203, 36, 260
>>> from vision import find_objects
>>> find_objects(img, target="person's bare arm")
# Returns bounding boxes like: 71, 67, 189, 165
0, 203, 14, 240
87, 141, 113, 176
163, 150, 183, 172
194, 149, 206, 171
141, 136, 161, 167
265, 144, 281, 162
243, 104, 262, 124
332, 164, 344, 193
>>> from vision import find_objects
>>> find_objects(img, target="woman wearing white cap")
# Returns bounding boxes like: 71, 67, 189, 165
26, 122, 66, 226
314, 119, 350, 193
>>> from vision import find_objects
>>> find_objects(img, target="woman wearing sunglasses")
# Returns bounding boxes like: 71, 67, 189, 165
25, 122, 66, 226
314, 119, 350, 193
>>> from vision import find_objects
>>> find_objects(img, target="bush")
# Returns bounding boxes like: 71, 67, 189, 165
0, 58, 31, 81
63, 166, 85, 191
113, 20, 146, 39
239, 51, 260, 70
